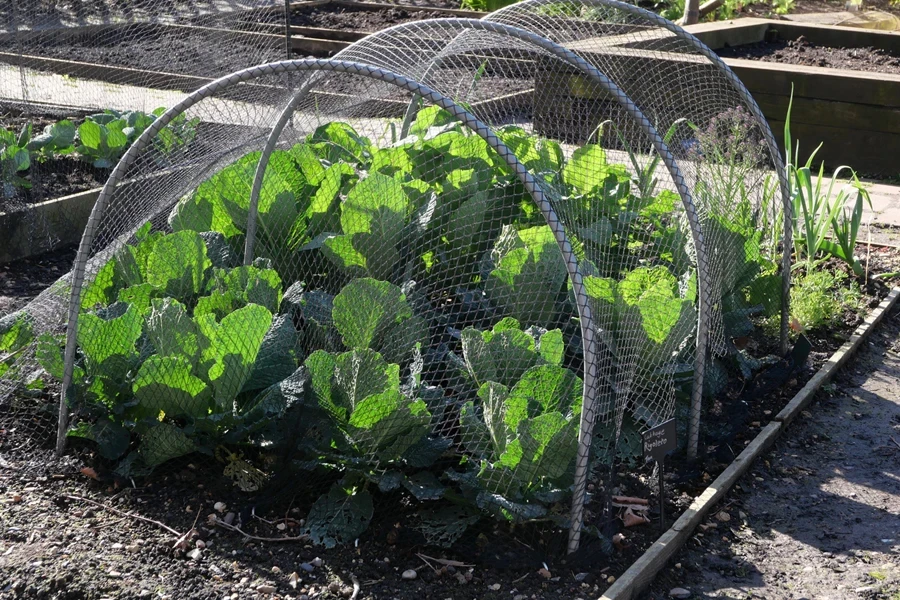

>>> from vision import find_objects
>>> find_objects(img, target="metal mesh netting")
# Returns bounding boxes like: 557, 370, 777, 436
0, 3, 789, 554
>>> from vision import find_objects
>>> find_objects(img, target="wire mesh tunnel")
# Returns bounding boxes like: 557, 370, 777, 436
0, 4, 790, 557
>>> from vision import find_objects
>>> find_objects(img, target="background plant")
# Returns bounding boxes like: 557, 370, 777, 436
0, 124, 32, 198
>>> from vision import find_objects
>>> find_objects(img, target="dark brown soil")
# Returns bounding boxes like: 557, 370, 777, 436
717, 35, 900, 74
0, 27, 282, 79
645, 302, 900, 600
0, 245, 76, 314
287, 4, 462, 33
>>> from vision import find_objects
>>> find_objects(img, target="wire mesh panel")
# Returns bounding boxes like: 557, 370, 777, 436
0, 2, 789, 557
482, 0, 792, 446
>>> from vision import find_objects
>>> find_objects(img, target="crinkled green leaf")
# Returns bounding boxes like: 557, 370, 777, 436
146, 298, 199, 360
243, 314, 300, 393
333, 278, 411, 350
78, 303, 142, 377
133, 355, 211, 418
334, 348, 397, 412
144, 230, 211, 301
139, 422, 196, 467
305, 484, 373, 548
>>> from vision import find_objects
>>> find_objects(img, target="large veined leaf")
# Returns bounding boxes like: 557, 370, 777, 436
305, 483, 374, 548
197, 303, 273, 409
196, 263, 282, 320
460, 318, 546, 389
503, 364, 583, 432
77, 303, 143, 378
307, 121, 372, 165
618, 267, 685, 344
139, 422, 196, 467
143, 230, 211, 301
334, 348, 398, 412
68, 419, 131, 461
145, 298, 199, 360
485, 225, 567, 326
243, 315, 301, 393
132, 355, 211, 418
332, 278, 416, 352
564, 144, 611, 195
0, 313, 33, 354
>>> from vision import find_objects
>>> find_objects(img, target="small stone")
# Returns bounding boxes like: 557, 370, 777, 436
224, 512, 235, 526
538, 568, 551, 579
271, 566, 281, 575
299, 563, 315, 573
214, 502, 227, 512
738, 511, 747, 520
402, 569, 418, 580
328, 582, 341, 593
716, 511, 731, 522
111, 543, 124, 550
750, 421, 760, 428
187, 548, 202, 560
489, 583, 501, 590
125, 544, 140, 553
138, 591, 152, 598
455, 573, 467, 585
257, 584, 276, 594
607, 576, 616, 584
669, 587, 691, 599
341, 586, 353, 598
299, 596, 309, 600
207, 513, 217, 525
239, 577, 250, 585
311, 557, 324, 568
288, 572, 300, 589
276, 523, 287, 531
514, 595, 527, 600
574, 572, 589, 582
195, 540, 206, 549
108, 570, 121, 578
11, 494, 22, 503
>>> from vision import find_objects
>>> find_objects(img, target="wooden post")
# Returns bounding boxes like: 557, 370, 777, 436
684, 0, 701, 24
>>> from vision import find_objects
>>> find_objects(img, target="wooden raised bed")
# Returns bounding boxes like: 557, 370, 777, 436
533, 18, 900, 175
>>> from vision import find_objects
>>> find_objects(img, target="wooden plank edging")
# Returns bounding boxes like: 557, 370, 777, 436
599, 286, 900, 600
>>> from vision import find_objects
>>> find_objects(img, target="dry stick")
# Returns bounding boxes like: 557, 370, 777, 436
416, 553, 474, 568
349, 574, 361, 600
63, 494, 182, 538
214, 518, 308, 542
891, 436, 900, 451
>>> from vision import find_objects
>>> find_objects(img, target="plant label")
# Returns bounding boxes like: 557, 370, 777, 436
642, 419, 676, 463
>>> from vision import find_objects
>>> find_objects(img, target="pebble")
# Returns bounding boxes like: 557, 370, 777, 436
276, 523, 287, 531
489, 583, 501, 590
214, 502, 227, 512
256, 584, 276, 594
716, 511, 731, 522
514, 595, 527, 600
455, 573, 467, 585
224, 512, 236, 526
125, 544, 140, 553
670, 587, 691, 599
328, 582, 341, 593
108, 571, 121, 578
607, 576, 616, 584
11, 494, 22, 503
574, 572, 589, 582
538, 568, 551, 579
187, 548, 202, 561
402, 569, 418, 580
298, 596, 309, 600
195, 540, 206, 549
299, 563, 315, 573
138, 591, 152, 598
311, 557, 324, 568
111, 543, 124, 550
271, 566, 281, 575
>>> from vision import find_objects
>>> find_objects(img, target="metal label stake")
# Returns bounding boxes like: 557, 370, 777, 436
643, 419, 677, 534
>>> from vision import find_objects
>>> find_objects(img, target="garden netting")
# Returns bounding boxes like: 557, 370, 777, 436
0, 1, 790, 554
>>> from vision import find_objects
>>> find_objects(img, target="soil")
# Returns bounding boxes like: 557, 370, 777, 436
0, 245, 76, 314
0, 27, 282, 79
716, 35, 900, 73
286, 4, 463, 33
741, 0, 900, 18
645, 302, 900, 600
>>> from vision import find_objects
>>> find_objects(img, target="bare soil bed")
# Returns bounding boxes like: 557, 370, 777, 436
717, 35, 900, 74
0, 27, 282, 79
287, 4, 463, 32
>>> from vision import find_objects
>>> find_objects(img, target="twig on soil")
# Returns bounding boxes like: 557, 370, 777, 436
512, 573, 529, 584
416, 553, 474, 568
891, 436, 900, 451
214, 518, 309, 542
349, 573, 360, 600
172, 507, 203, 550
63, 494, 182, 537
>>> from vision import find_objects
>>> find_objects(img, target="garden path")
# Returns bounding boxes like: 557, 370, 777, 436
645, 303, 900, 599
